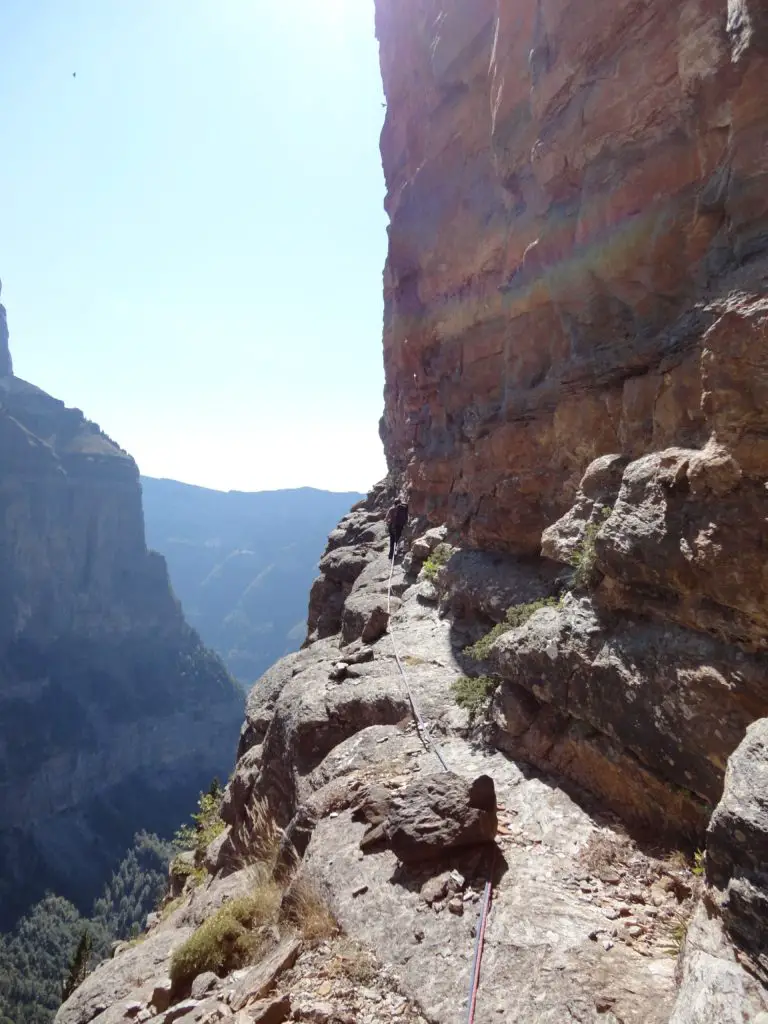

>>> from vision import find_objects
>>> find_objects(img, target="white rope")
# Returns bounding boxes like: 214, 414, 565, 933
387, 546, 450, 772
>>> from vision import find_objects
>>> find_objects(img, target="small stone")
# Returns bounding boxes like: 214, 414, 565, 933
164, 1000, 200, 1024
627, 925, 643, 938
123, 1004, 144, 1019
602, 908, 620, 920
414, 928, 425, 942
352, 885, 369, 898
603, 940, 614, 951
597, 869, 621, 885
420, 872, 450, 905
191, 972, 219, 1001
151, 979, 173, 1014
137, 1012, 152, 1023
329, 812, 339, 819
318, 981, 332, 997
448, 898, 464, 916
618, 905, 632, 917
588, 930, 600, 941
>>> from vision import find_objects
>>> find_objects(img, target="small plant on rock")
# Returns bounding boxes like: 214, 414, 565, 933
451, 675, 499, 721
328, 939, 378, 986
570, 508, 611, 591
692, 849, 706, 877
169, 884, 281, 988
173, 779, 226, 859
422, 543, 453, 581
465, 597, 560, 660
279, 876, 338, 942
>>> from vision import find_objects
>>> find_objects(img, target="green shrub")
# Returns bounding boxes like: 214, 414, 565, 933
692, 849, 706, 877
450, 675, 499, 720
169, 884, 281, 988
422, 543, 452, 581
465, 597, 560, 660
169, 858, 206, 889
174, 780, 225, 858
570, 508, 611, 590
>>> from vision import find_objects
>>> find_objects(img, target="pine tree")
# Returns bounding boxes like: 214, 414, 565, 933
61, 929, 91, 1003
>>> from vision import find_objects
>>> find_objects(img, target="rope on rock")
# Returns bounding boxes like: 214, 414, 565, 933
387, 548, 449, 772
466, 872, 493, 1024
386, 543, 493, 1024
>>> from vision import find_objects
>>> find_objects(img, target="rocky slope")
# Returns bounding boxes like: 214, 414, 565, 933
55, 506, 767, 1023
0, 308, 243, 929
54, 0, 768, 1020
140, 478, 363, 686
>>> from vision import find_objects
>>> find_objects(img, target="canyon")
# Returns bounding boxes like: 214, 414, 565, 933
53, 0, 768, 1022
0, 298, 243, 930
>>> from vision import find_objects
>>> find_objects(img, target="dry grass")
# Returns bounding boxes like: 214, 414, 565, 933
241, 797, 283, 871
579, 833, 625, 877
280, 876, 339, 942
665, 849, 690, 872
327, 939, 377, 986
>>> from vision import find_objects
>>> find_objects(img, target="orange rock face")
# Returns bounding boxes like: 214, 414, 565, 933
375, 0, 768, 552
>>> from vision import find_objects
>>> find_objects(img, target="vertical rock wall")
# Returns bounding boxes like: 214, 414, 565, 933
375, 0, 768, 552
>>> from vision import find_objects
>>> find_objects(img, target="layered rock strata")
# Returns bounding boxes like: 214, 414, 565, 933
375, 0, 768, 553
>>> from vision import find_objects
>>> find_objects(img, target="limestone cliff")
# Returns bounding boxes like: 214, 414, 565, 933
0, 309, 243, 929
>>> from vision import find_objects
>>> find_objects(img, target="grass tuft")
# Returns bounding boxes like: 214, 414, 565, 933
570, 508, 611, 590
450, 675, 499, 721
280, 877, 338, 943
169, 884, 281, 988
465, 597, 560, 660
422, 543, 453, 581
328, 939, 378, 986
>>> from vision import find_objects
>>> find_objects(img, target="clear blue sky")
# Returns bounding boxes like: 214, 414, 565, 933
0, 0, 389, 493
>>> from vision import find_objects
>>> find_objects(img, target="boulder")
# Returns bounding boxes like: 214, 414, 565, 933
386, 773, 497, 863
151, 979, 173, 1014
189, 973, 218, 1001
409, 527, 448, 563
341, 591, 393, 645
362, 606, 390, 644
707, 718, 768, 972
241, 995, 291, 1024
162, 1001, 199, 1024
229, 939, 301, 1012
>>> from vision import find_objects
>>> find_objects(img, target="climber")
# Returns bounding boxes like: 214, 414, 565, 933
386, 496, 409, 561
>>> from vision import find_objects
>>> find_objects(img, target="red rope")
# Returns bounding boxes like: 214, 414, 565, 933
467, 873, 493, 1023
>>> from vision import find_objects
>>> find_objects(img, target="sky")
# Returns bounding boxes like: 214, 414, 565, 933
0, 0, 389, 493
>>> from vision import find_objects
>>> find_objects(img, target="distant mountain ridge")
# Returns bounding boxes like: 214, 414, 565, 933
140, 478, 364, 685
